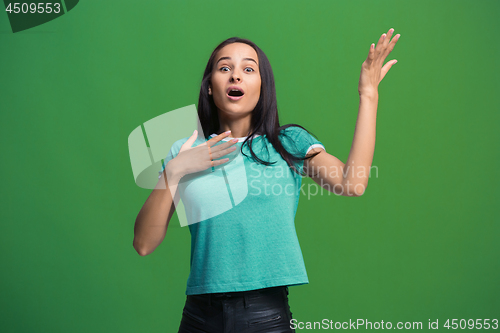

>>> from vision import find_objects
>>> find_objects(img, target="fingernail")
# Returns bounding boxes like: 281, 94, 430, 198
394, 60, 398, 64
225, 130, 231, 134
232, 138, 238, 142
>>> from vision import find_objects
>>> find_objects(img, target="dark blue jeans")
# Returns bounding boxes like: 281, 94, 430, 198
178, 286, 295, 333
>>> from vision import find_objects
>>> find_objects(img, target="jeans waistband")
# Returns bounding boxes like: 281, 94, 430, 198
187, 286, 289, 308
210, 285, 287, 298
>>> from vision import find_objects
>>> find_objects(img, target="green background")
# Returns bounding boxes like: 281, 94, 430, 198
1, 0, 499, 332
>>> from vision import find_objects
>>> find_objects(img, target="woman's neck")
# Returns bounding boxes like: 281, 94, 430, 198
217, 113, 253, 138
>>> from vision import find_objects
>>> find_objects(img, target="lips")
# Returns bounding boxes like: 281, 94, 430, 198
226, 86, 245, 100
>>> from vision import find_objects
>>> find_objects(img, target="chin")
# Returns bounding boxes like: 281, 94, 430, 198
217, 101, 257, 115
218, 106, 254, 116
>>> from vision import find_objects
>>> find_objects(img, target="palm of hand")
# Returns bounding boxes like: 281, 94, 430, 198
172, 130, 237, 177
358, 28, 400, 96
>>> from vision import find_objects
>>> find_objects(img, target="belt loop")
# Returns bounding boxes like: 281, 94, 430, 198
243, 292, 249, 309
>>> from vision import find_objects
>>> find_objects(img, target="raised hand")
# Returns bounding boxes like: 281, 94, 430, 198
358, 28, 400, 97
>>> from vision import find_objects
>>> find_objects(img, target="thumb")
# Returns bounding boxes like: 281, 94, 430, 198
180, 130, 198, 151
380, 60, 397, 82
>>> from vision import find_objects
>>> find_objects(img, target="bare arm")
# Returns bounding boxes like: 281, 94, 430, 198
305, 94, 378, 197
133, 162, 182, 256
304, 28, 400, 197
132, 130, 238, 256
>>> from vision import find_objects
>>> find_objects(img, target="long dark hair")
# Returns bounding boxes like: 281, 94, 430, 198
198, 37, 321, 176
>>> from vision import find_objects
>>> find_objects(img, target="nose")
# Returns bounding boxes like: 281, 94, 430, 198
230, 70, 241, 83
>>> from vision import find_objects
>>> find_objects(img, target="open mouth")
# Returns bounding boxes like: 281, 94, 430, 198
226, 86, 245, 100
228, 89, 244, 97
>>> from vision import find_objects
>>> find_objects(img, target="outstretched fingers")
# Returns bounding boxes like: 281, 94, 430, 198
206, 130, 232, 147
366, 42, 376, 64
375, 32, 386, 52
205, 132, 239, 165
210, 143, 237, 159
371, 29, 400, 64
366, 28, 400, 65
382, 31, 400, 59
383, 28, 395, 47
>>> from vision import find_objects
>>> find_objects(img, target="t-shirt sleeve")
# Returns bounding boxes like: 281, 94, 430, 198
157, 137, 192, 179
280, 126, 326, 159
158, 145, 177, 179
279, 126, 326, 175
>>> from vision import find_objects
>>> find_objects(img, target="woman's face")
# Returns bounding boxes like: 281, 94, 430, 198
209, 42, 261, 118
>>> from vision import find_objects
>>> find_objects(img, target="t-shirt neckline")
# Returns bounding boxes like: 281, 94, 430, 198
209, 133, 261, 143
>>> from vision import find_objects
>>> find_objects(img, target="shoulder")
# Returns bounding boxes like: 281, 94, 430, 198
278, 124, 325, 156
280, 125, 306, 137
277, 125, 309, 153
279, 125, 314, 142
279, 125, 306, 134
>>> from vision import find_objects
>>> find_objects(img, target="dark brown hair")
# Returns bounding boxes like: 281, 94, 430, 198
197, 37, 321, 176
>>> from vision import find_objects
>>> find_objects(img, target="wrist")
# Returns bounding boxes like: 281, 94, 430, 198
359, 91, 379, 101
164, 159, 184, 184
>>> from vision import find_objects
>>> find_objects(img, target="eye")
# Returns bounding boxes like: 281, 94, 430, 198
244, 67, 255, 73
219, 66, 230, 72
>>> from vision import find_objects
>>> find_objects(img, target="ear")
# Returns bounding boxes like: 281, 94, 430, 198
208, 86, 212, 95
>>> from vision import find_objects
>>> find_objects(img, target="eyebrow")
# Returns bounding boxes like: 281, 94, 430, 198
215, 56, 258, 66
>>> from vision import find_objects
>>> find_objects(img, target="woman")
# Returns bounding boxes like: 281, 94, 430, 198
133, 30, 400, 332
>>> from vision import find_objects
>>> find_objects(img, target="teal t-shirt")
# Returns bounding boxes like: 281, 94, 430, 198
159, 126, 326, 295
